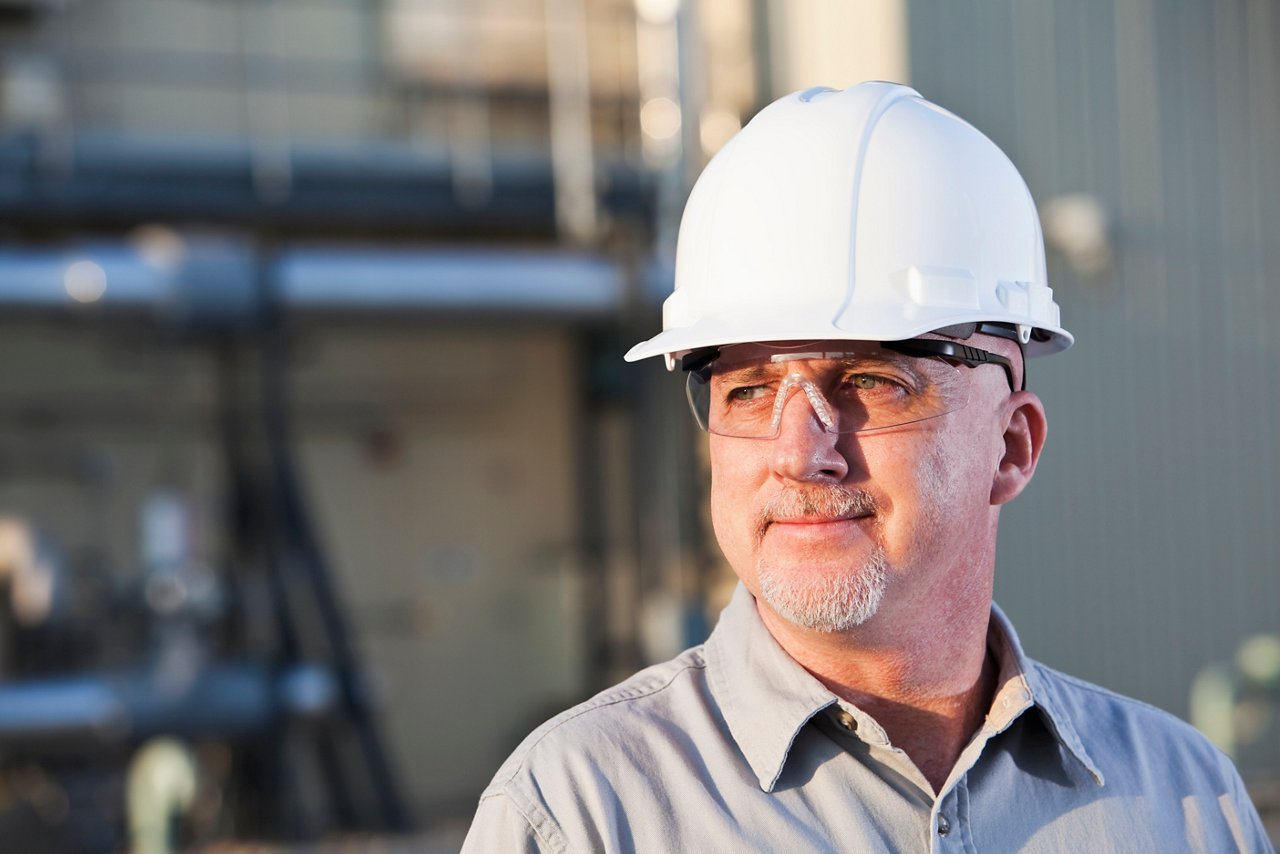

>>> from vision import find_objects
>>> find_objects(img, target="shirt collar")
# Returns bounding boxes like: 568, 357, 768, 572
704, 584, 837, 791
989, 603, 1106, 786
705, 584, 1105, 792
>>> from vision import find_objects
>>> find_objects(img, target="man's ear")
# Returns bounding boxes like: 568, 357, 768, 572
991, 391, 1047, 506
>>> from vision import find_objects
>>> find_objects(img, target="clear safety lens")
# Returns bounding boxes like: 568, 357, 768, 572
685, 341, 971, 439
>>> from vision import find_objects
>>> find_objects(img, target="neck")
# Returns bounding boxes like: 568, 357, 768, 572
757, 580, 997, 794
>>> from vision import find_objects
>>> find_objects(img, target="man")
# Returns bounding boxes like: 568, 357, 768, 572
463, 83, 1271, 852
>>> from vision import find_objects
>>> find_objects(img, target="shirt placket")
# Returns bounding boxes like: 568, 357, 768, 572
927, 678, 1033, 854
929, 776, 974, 854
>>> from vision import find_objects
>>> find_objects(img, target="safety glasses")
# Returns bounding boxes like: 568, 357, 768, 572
682, 338, 1015, 439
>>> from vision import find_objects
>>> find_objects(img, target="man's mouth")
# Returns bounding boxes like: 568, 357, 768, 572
768, 511, 873, 526
758, 513, 876, 553
752, 485, 879, 545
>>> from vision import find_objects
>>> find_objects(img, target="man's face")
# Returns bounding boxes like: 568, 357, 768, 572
706, 336, 1025, 633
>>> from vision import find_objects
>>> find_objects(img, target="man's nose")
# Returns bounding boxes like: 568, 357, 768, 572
768, 384, 849, 482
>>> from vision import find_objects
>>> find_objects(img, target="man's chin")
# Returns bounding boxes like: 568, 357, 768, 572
755, 558, 888, 633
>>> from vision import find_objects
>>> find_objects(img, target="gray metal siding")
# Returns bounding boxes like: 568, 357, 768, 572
907, 0, 1280, 754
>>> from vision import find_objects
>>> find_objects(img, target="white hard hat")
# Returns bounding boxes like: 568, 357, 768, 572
625, 82, 1072, 369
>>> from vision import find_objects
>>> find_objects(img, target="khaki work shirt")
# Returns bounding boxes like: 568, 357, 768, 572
463, 585, 1272, 852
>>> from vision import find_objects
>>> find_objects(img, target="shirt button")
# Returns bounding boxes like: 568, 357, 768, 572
937, 815, 951, 837
836, 710, 857, 731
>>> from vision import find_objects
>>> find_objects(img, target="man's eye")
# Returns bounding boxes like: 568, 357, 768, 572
842, 373, 908, 394
728, 385, 771, 402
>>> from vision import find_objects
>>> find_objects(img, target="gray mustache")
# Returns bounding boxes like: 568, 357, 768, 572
755, 486, 878, 542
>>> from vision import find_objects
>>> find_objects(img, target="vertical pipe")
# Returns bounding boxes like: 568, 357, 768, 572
239, 0, 294, 203
750, 0, 775, 111
634, 0, 686, 254
546, 0, 599, 244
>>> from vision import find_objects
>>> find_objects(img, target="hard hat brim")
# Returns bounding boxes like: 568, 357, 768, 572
624, 312, 1073, 368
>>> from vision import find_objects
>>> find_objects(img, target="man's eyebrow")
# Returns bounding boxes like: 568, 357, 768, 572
749, 356, 945, 396
715, 354, 923, 380
714, 363, 776, 383
840, 354, 931, 381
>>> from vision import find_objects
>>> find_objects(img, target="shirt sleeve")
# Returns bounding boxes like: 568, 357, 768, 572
1224, 764, 1275, 853
461, 792, 558, 854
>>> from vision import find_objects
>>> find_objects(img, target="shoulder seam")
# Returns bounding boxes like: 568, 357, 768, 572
477, 789, 565, 853
490, 648, 708, 790
1037, 662, 1187, 719
1033, 660, 1230, 755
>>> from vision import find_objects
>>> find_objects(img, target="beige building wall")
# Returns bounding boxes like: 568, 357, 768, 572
295, 324, 587, 816
766, 0, 909, 94
0, 319, 588, 822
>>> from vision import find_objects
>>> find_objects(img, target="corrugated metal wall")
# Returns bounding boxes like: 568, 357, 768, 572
907, 0, 1280, 766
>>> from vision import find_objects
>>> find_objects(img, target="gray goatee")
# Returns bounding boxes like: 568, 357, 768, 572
755, 485, 887, 632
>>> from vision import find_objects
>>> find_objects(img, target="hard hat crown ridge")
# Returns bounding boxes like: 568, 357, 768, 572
625, 81, 1072, 369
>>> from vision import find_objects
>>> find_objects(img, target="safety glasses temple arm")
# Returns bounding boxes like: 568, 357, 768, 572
680, 348, 721, 378
880, 339, 1021, 392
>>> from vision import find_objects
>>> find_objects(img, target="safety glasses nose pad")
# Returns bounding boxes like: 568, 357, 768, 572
770, 373, 838, 434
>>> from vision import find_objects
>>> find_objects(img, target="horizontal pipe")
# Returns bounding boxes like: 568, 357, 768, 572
0, 244, 631, 316
0, 661, 338, 747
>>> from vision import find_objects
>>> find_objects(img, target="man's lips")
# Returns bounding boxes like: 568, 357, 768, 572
766, 512, 873, 528
762, 514, 874, 550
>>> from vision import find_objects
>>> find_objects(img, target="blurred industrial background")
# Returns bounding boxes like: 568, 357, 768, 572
0, 0, 1275, 850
